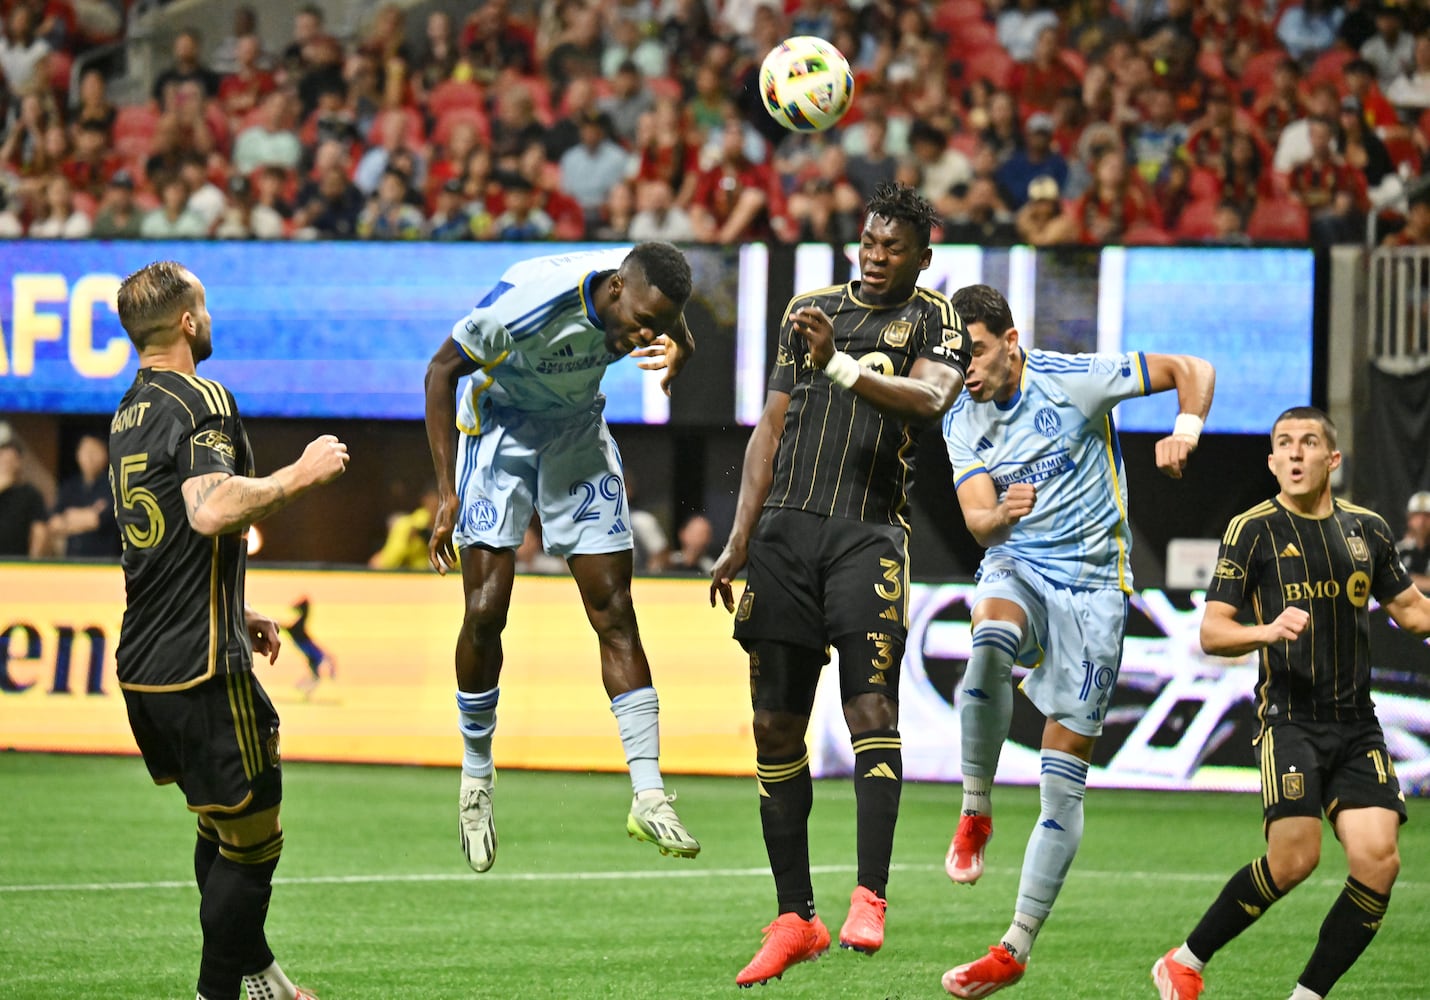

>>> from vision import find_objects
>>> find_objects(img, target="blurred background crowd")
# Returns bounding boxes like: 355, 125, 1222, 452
1, 0, 1428, 248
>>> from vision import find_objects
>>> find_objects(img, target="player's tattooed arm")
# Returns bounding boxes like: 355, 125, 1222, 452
182, 435, 349, 536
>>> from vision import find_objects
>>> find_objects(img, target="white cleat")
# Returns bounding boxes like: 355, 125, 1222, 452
626, 792, 701, 858
459, 772, 497, 873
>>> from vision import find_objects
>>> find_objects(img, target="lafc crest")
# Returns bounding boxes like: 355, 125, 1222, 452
736, 590, 755, 621
1347, 535, 1369, 562
881, 320, 912, 348
1282, 771, 1304, 800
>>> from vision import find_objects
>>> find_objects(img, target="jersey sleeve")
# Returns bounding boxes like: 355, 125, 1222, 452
1368, 513, 1414, 602
1060, 351, 1152, 419
177, 386, 242, 480
767, 298, 803, 395
1205, 514, 1262, 609
941, 403, 985, 488
450, 306, 515, 368
915, 289, 971, 377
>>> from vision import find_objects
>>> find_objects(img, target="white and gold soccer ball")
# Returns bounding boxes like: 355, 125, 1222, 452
758, 36, 855, 133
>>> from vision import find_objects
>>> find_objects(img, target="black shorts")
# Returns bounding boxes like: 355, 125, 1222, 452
735, 508, 909, 648
1258, 719, 1407, 830
123, 671, 283, 817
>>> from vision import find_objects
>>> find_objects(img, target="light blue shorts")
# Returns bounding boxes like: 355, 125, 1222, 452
452, 409, 632, 557
972, 554, 1129, 737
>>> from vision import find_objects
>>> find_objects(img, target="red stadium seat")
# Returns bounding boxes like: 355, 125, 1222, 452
433, 106, 491, 147
1174, 197, 1221, 239
1307, 46, 1355, 89
367, 105, 427, 148
962, 46, 1016, 89
946, 20, 999, 58
1124, 222, 1175, 245
1240, 49, 1288, 100
1247, 197, 1310, 241
934, 0, 989, 31
113, 103, 160, 160
647, 76, 683, 102
1188, 168, 1222, 202
427, 80, 484, 118
1059, 48, 1087, 81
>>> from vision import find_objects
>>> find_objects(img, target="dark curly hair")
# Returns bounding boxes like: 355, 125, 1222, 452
865, 181, 940, 249
626, 242, 693, 305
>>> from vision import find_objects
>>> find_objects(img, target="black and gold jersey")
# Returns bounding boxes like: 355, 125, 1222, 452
1206, 497, 1413, 726
765, 281, 970, 528
109, 368, 255, 691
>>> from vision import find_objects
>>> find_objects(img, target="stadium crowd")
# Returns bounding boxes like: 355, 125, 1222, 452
1, 0, 1429, 246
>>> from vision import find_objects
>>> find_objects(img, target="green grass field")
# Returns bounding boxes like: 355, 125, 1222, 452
1, 754, 1425, 999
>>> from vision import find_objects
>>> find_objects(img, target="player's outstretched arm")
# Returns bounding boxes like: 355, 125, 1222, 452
792, 305, 965, 422
1199, 599, 1308, 656
955, 474, 1037, 549
1382, 584, 1430, 638
711, 389, 789, 611
182, 435, 349, 537
1144, 353, 1216, 479
424, 338, 480, 575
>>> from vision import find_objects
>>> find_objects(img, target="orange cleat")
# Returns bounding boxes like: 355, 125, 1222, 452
838, 886, 887, 954
943, 944, 1026, 997
1151, 948, 1205, 1000
735, 913, 831, 988
946, 813, 993, 885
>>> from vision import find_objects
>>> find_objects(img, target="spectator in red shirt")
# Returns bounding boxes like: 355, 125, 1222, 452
1075, 147, 1161, 244
1193, 0, 1273, 79
633, 97, 700, 206
1218, 132, 1273, 221
1014, 26, 1081, 117
689, 118, 785, 244
1185, 81, 1239, 171
218, 33, 276, 123
460, 0, 536, 83
62, 119, 121, 197
1381, 190, 1430, 247
1342, 57, 1402, 132
1253, 57, 1305, 152
1288, 116, 1370, 243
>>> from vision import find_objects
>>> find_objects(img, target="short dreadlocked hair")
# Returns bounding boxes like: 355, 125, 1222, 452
625, 242, 693, 306
864, 182, 940, 249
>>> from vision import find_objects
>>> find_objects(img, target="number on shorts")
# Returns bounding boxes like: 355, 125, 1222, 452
569, 473, 624, 523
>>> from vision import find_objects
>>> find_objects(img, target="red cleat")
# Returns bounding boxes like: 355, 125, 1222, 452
838, 886, 887, 954
1151, 948, 1205, 1000
943, 944, 1026, 997
735, 913, 831, 988
946, 814, 993, 884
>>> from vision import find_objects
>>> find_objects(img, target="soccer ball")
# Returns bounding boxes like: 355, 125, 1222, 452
759, 36, 855, 133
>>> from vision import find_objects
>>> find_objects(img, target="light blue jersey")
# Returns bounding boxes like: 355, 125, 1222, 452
450, 246, 631, 433
942, 348, 1151, 593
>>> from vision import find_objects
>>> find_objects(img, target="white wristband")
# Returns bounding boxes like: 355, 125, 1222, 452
1172, 413, 1203, 444
823, 351, 861, 389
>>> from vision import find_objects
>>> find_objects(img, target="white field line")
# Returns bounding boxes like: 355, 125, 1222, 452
3, 864, 1426, 894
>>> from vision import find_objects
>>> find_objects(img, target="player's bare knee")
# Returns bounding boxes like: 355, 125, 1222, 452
1347, 841, 1400, 891
842, 691, 896, 732
462, 598, 508, 645
1268, 843, 1320, 889
752, 710, 807, 758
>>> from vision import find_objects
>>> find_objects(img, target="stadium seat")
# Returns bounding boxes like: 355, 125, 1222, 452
1124, 222, 1175, 245
1059, 48, 1087, 81
113, 103, 160, 160
427, 80, 484, 118
1188, 168, 1222, 202
647, 76, 683, 102
946, 20, 999, 58
1307, 46, 1355, 88
433, 106, 491, 147
934, 0, 988, 31
48, 49, 73, 96
1174, 197, 1221, 239
1239, 49, 1287, 100
1247, 197, 1310, 241
962, 46, 1016, 89
368, 105, 427, 148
